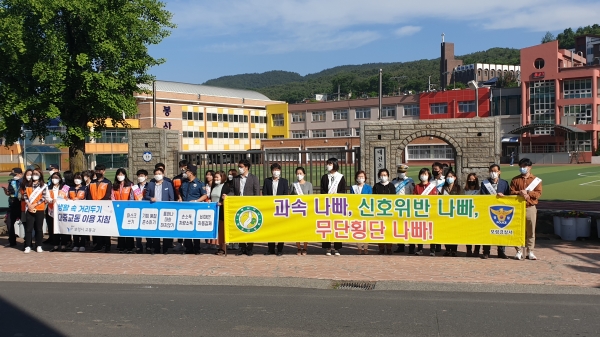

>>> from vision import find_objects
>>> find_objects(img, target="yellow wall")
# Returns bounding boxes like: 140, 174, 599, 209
266, 103, 289, 139
87, 118, 140, 129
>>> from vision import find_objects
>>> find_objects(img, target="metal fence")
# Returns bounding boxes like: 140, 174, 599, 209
178, 148, 360, 193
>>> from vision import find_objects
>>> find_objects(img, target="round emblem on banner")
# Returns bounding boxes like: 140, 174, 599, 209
142, 151, 152, 162
234, 206, 263, 233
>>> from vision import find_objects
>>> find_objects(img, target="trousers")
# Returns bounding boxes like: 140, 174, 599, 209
516, 206, 537, 252
25, 211, 44, 248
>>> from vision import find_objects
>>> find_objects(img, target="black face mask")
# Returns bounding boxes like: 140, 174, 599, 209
468, 181, 476, 186
96, 173, 103, 179
433, 170, 440, 177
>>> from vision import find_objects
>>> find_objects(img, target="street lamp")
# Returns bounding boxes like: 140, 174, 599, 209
468, 80, 479, 117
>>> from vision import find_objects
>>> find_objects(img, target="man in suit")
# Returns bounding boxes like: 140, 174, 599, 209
179, 164, 207, 255
231, 159, 260, 256
480, 163, 511, 259
262, 163, 289, 256
144, 167, 175, 255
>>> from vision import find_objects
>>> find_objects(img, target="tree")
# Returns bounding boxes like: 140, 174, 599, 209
556, 28, 575, 49
0, 0, 174, 172
541, 31, 555, 44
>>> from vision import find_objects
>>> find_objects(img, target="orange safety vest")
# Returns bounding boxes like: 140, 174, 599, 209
69, 188, 86, 200
89, 182, 109, 200
173, 178, 182, 198
112, 186, 132, 201
48, 189, 59, 208
26, 186, 47, 211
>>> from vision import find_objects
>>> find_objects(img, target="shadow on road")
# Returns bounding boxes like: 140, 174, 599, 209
0, 296, 65, 336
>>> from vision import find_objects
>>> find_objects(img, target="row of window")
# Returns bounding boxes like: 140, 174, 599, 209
182, 111, 266, 124
183, 132, 267, 139
430, 101, 476, 114
407, 145, 454, 160
291, 128, 359, 138
529, 81, 556, 135
563, 79, 592, 99
563, 104, 592, 124
290, 105, 420, 123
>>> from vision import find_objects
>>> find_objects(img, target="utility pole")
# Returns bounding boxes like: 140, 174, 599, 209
338, 84, 341, 101
152, 80, 157, 128
391, 76, 407, 95
378, 69, 382, 120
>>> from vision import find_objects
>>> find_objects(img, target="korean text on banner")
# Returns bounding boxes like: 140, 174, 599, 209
225, 195, 526, 246
54, 200, 218, 239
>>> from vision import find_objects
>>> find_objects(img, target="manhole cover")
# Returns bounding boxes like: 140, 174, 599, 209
334, 281, 376, 290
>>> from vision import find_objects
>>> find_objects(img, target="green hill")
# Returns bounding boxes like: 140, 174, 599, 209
203, 47, 520, 103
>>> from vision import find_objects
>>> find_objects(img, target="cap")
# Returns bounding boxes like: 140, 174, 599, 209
9, 168, 23, 176
397, 164, 409, 173
185, 163, 197, 175
48, 164, 59, 170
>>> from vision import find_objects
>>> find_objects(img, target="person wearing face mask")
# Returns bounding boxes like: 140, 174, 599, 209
3, 168, 23, 248
47, 172, 69, 252
204, 170, 217, 250
351, 170, 372, 254
23, 169, 49, 253
134, 169, 149, 252
171, 160, 189, 252
480, 164, 510, 259
180, 164, 209, 255
144, 168, 175, 255
112, 168, 135, 253
392, 164, 414, 253
320, 158, 346, 256
411, 168, 438, 256
262, 163, 289, 256
46, 164, 60, 187
86, 165, 112, 252
226, 159, 260, 256
210, 171, 227, 255
510, 158, 542, 261
373, 168, 395, 255
69, 172, 88, 252
18, 169, 34, 242
224, 168, 239, 251
290, 167, 312, 255
431, 162, 446, 195
463, 173, 481, 257
151, 163, 172, 183
441, 171, 461, 257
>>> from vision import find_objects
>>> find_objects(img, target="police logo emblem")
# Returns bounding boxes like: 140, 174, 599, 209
489, 206, 515, 229
234, 206, 263, 233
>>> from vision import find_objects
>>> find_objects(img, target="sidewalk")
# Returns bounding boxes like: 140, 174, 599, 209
0, 237, 598, 289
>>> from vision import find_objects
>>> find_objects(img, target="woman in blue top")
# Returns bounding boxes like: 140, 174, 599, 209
350, 170, 372, 254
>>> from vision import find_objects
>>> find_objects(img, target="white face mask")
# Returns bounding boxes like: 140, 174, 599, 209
228, 175, 233, 181
138, 176, 146, 183
214, 180, 221, 185
182, 173, 188, 179
398, 173, 406, 179
326, 165, 333, 172
74, 179, 82, 185
238, 167, 245, 175
13, 176, 19, 180
357, 178, 365, 184
297, 174, 304, 181
32, 175, 40, 181
490, 172, 499, 180
52, 178, 60, 185
117, 175, 125, 182
419, 175, 428, 182
154, 174, 163, 181
84, 177, 89, 182
272, 170, 280, 178
26, 175, 32, 181
380, 176, 389, 183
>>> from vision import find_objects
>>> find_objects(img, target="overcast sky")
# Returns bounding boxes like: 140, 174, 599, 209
148, 0, 600, 83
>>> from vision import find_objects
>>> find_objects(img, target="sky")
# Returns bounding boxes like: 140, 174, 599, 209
148, 0, 600, 84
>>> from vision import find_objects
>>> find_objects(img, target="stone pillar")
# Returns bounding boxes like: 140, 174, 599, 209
128, 128, 180, 179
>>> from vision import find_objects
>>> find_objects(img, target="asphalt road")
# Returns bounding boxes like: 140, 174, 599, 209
0, 282, 598, 337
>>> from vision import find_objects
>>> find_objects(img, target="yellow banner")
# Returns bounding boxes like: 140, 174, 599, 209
225, 195, 526, 246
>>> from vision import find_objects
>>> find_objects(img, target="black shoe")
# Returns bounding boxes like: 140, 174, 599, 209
264, 251, 273, 256
194, 251, 200, 255
451, 252, 457, 257
104, 245, 111, 253
91, 245, 104, 252
408, 250, 415, 255
466, 251, 472, 257
443, 251, 451, 256
236, 250, 246, 256
151, 249, 155, 255
118, 249, 125, 254
435, 247, 442, 252
276, 252, 283, 256
473, 252, 480, 258
247, 250, 254, 256
498, 252, 509, 259
481, 254, 489, 259
395, 245, 405, 253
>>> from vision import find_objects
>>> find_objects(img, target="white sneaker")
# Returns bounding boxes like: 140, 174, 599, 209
334, 250, 341, 256
37, 246, 43, 253
79, 247, 86, 252
325, 249, 332, 256
415, 250, 423, 256
515, 251, 523, 260
24, 247, 31, 254
528, 251, 537, 260
72, 247, 79, 252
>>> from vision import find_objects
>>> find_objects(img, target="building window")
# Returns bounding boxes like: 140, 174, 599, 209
182, 111, 204, 121
407, 145, 454, 160
534, 58, 545, 69
251, 116, 267, 124
333, 129, 350, 137
563, 104, 593, 124
272, 135, 284, 139
312, 130, 326, 138
563, 78, 592, 99
354, 108, 371, 119
312, 111, 326, 122
458, 101, 476, 113
333, 109, 348, 120
355, 128, 360, 137
403, 105, 419, 116
291, 131, 306, 138
291, 112, 305, 123
566, 132, 591, 151
529, 80, 556, 135
381, 106, 396, 118
430, 103, 448, 114
251, 133, 268, 139
271, 114, 284, 127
